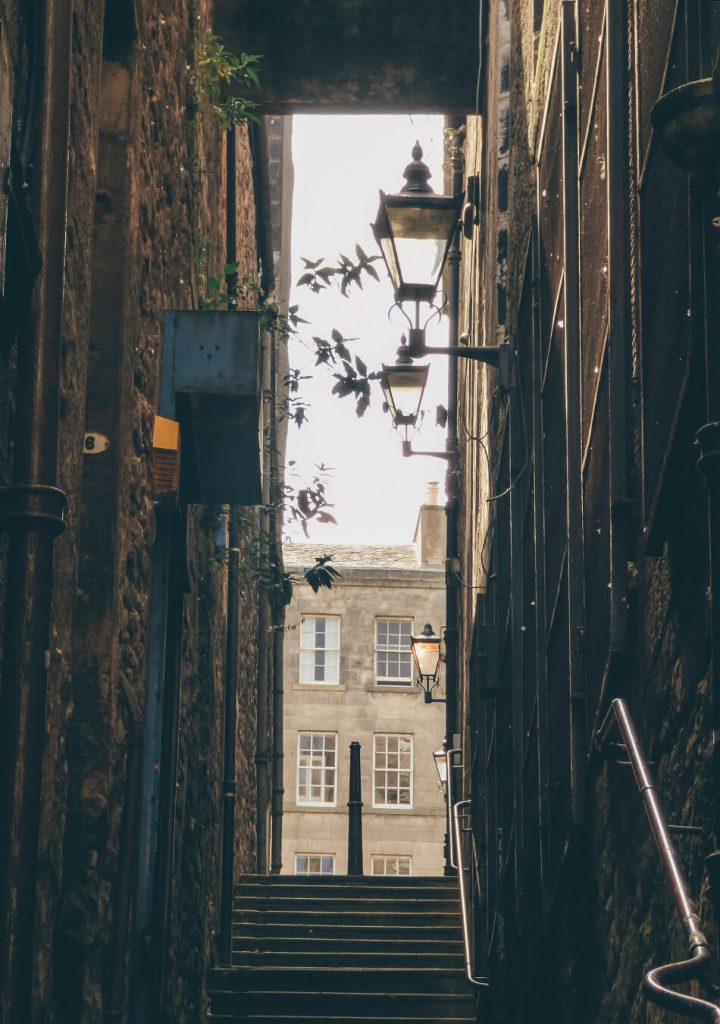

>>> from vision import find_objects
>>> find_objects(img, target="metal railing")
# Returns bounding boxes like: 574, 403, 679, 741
446, 746, 460, 869
452, 798, 489, 989
599, 698, 720, 1023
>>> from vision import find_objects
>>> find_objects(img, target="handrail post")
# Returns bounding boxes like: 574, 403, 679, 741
452, 799, 489, 989
347, 741, 363, 876
445, 747, 461, 872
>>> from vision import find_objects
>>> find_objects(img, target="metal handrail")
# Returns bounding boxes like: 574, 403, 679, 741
446, 747, 461, 868
599, 698, 720, 1023
452, 799, 490, 989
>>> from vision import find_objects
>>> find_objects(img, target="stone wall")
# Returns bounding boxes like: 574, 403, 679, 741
0, 0, 267, 1020
456, 1, 720, 1021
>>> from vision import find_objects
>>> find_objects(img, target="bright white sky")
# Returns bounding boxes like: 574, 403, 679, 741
285, 114, 449, 545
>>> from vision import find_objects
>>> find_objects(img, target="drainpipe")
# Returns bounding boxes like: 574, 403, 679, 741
219, 126, 240, 963
696, 181, 720, 915
560, 1, 586, 828
220, 507, 240, 962
444, 124, 465, 762
269, 325, 285, 875
605, 0, 631, 672
105, 683, 143, 1023
0, 1, 73, 1020
250, 118, 275, 873
256, 573, 270, 873
249, 120, 276, 298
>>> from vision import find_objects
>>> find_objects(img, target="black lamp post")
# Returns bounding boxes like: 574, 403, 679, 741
410, 623, 444, 703
373, 142, 511, 388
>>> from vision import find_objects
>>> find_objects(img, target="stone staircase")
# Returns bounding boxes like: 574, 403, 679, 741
207, 874, 476, 1024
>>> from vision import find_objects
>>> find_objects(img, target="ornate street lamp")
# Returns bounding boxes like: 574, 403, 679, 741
372, 142, 462, 316
380, 341, 429, 442
373, 142, 511, 388
433, 746, 448, 789
381, 346, 453, 462
410, 623, 444, 703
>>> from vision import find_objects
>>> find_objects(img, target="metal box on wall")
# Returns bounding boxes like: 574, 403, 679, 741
160, 310, 263, 505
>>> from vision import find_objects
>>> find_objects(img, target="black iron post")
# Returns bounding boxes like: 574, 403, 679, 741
347, 741, 363, 876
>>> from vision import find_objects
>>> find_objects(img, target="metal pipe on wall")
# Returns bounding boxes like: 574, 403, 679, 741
220, 126, 240, 961
0, 0, 73, 1018
560, 0, 587, 828
605, 0, 630, 666
106, 687, 144, 1023
444, 125, 465, 758
269, 323, 285, 875
220, 507, 240, 962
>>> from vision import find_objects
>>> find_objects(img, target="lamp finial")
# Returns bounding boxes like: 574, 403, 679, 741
402, 143, 434, 195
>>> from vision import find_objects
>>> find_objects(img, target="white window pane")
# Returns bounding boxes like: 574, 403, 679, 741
300, 619, 316, 645
323, 650, 339, 683
298, 733, 337, 805
324, 618, 339, 647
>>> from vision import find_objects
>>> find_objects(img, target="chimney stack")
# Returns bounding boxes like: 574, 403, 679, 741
414, 482, 445, 567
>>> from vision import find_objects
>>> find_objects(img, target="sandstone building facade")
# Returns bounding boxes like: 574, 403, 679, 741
281, 493, 447, 877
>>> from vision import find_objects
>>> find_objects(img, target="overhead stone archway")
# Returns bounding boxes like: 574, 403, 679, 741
214, 0, 479, 112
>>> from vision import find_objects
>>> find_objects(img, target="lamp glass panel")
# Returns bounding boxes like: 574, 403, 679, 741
392, 237, 445, 290
412, 637, 441, 679
378, 235, 402, 291
386, 203, 459, 242
386, 203, 458, 288
381, 365, 428, 421
433, 750, 448, 784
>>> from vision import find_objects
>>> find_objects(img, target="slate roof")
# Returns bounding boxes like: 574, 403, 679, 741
283, 543, 420, 570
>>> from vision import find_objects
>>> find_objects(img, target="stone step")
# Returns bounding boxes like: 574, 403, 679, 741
232, 922, 461, 941
232, 936, 463, 955
237, 875, 457, 890
210, 990, 475, 1018
208, 1016, 475, 1024
231, 950, 465, 969
210, 967, 469, 995
233, 896, 459, 914
233, 909, 460, 928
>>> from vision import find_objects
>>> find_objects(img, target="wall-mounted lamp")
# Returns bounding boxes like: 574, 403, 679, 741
372, 142, 462, 316
374, 144, 511, 389
380, 341, 430, 442
433, 746, 449, 790
410, 623, 445, 703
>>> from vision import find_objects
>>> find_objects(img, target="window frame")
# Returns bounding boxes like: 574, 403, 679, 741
372, 733, 413, 809
374, 617, 414, 686
298, 615, 341, 685
371, 854, 412, 876
295, 853, 336, 875
296, 731, 338, 807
